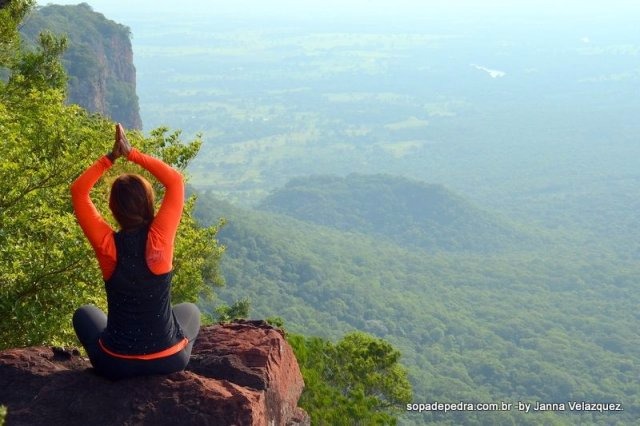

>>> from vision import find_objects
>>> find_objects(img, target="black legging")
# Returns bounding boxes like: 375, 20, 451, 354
73, 303, 200, 381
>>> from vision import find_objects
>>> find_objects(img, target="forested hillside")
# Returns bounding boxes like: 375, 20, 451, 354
258, 174, 536, 252
195, 186, 640, 425
20, 3, 142, 128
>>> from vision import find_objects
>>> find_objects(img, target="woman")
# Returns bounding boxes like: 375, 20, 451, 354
71, 124, 200, 380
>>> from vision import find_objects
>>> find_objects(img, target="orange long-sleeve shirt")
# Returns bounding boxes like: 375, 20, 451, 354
71, 148, 184, 280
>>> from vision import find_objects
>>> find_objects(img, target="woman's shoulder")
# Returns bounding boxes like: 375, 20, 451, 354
145, 226, 173, 275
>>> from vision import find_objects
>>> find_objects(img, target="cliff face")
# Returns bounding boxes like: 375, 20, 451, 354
67, 21, 141, 130
21, 4, 142, 129
0, 321, 309, 426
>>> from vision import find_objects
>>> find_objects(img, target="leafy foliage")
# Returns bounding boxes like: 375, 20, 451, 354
289, 332, 411, 425
0, 0, 34, 66
0, 4, 222, 349
214, 298, 250, 323
10, 30, 67, 91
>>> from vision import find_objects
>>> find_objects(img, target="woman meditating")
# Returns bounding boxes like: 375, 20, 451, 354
71, 124, 200, 380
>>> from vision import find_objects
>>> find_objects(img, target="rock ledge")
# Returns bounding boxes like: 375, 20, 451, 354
0, 320, 309, 426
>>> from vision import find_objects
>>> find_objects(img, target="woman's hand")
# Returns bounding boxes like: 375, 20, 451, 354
108, 124, 123, 161
116, 123, 132, 157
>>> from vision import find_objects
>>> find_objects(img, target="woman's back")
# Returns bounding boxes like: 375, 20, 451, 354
101, 227, 184, 357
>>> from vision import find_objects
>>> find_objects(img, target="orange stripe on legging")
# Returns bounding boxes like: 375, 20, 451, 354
98, 337, 188, 360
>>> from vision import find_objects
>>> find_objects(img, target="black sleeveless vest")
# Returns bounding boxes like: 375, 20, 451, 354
100, 227, 184, 355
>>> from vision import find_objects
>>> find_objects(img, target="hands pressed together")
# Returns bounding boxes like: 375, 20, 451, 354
109, 123, 132, 162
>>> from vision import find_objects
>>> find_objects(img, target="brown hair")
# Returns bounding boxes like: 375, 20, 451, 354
109, 174, 155, 230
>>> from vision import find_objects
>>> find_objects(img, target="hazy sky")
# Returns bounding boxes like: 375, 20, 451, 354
39, 0, 640, 23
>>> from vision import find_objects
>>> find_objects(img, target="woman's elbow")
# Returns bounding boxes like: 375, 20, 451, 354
70, 177, 90, 207
70, 179, 82, 198
171, 170, 185, 192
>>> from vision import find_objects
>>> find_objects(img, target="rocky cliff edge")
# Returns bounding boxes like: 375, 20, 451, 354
0, 320, 309, 426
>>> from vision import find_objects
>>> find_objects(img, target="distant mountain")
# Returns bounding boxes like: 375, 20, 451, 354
21, 3, 142, 129
257, 174, 529, 252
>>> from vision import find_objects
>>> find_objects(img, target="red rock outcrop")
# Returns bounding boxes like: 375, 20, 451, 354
0, 320, 309, 426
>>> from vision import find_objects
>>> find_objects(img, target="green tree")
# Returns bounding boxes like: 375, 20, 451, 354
0, 1, 33, 66
289, 332, 412, 425
0, 2, 223, 349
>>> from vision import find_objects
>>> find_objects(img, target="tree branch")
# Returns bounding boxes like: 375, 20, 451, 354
13, 258, 85, 303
